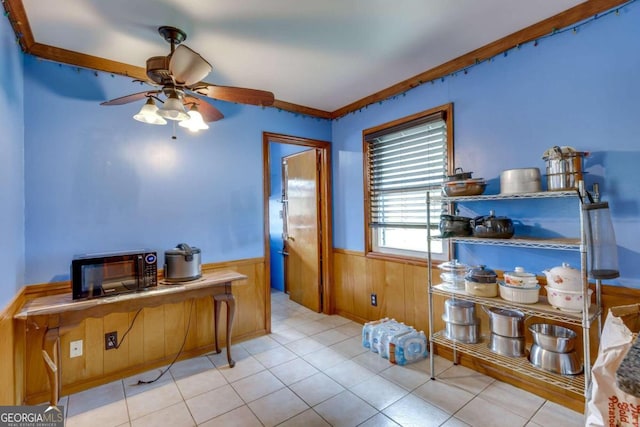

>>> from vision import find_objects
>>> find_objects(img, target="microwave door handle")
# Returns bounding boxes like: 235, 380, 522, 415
137, 255, 144, 289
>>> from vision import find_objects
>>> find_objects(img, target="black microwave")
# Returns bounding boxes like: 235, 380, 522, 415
71, 250, 158, 300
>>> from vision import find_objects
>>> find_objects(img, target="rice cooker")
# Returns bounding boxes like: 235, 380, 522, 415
164, 243, 202, 282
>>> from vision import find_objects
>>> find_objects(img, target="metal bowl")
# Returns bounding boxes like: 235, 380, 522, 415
528, 323, 577, 352
500, 168, 542, 194
529, 343, 583, 375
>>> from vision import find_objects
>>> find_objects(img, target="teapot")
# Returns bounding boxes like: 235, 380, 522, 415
542, 262, 582, 291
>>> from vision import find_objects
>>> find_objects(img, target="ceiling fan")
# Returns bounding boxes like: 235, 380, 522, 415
101, 26, 275, 131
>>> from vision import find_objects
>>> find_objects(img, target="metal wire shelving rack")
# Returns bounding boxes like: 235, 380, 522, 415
426, 183, 601, 401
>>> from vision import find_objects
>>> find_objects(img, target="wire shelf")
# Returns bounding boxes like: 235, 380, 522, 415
441, 190, 579, 202
431, 331, 585, 396
447, 236, 581, 251
431, 284, 600, 325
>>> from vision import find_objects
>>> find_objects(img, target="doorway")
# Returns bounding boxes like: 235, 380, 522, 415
262, 133, 332, 331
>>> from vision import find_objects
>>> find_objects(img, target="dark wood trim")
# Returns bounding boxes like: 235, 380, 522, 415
331, 0, 632, 118
272, 100, 332, 120
5, 0, 629, 119
362, 103, 453, 261
2, 0, 34, 51
263, 132, 334, 315
30, 43, 148, 80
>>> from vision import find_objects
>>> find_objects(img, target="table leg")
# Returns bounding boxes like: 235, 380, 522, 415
42, 328, 60, 407
213, 292, 236, 368
213, 297, 221, 355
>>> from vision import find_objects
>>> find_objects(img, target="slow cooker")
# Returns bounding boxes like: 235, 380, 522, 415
164, 243, 202, 282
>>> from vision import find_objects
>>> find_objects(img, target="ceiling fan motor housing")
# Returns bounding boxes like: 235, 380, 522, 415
146, 56, 172, 85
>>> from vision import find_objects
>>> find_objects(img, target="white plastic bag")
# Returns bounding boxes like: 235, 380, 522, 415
586, 304, 640, 427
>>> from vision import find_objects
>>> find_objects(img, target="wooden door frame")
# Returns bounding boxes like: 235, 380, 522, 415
262, 132, 333, 330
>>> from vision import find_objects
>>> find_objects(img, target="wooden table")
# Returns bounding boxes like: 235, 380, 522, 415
14, 270, 247, 407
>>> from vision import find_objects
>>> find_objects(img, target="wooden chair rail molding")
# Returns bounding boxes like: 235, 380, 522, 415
1, 257, 267, 405
1, 0, 630, 120
332, 247, 638, 412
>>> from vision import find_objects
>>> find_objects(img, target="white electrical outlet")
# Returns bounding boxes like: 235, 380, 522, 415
70, 340, 83, 358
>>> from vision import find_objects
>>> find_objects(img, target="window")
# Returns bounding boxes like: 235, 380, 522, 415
363, 104, 453, 261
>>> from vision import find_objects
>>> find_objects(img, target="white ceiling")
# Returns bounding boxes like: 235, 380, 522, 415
22, 0, 584, 112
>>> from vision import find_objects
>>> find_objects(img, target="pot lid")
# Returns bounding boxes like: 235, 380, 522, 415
542, 145, 588, 160
504, 266, 536, 279
543, 262, 582, 287
465, 265, 497, 283
444, 298, 474, 308
165, 243, 201, 255
439, 259, 469, 272
440, 214, 472, 221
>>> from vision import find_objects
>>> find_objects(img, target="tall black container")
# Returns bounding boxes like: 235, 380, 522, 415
583, 202, 620, 280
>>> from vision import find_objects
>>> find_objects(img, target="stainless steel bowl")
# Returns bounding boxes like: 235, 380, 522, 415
488, 333, 525, 357
528, 323, 577, 352
500, 168, 542, 194
529, 343, 583, 375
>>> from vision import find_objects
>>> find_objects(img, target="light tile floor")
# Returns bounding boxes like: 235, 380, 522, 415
58, 290, 585, 426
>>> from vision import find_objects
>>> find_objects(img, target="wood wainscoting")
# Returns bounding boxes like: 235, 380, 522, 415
3, 257, 267, 405
333, 248, 640, 413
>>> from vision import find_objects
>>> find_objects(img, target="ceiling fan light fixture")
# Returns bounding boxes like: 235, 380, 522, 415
133, 98, 167, 125
157, 92, 190, 121
179, 105, 209, 131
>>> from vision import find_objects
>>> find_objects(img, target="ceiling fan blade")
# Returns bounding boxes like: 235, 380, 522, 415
100, 91, 160, 106
169, 45, 212, 87
195, 84, 275, 106
184, 96, 224, 122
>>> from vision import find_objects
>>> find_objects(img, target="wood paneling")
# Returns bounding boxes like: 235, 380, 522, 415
6, 257, 266, 405
0, 291, 25, 404
332, 247, 640, 412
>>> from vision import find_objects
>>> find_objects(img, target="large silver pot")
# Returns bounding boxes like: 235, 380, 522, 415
164, 243, 202, 282
443, 299, 476, 324
483, 307, 525, 337
500, 168, 541, 194
488, 333, 525, 357
542, 146, 588, 191
443, 319, 479, 344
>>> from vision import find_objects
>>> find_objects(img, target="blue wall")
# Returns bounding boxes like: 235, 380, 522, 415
268, 143, 311, 291
22, 57, 331, 284
0, 16, 25, 308
332, 4, 640, 288
3, 2, 640, 304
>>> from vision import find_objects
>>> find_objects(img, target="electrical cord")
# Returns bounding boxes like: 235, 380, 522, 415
114, 308, 143, 350
134, 299, 195, 385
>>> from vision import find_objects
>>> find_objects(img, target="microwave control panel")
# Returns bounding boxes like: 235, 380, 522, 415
143, 252, 158, 287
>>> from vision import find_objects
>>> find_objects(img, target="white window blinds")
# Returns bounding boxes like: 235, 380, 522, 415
366, 112, 447, 230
